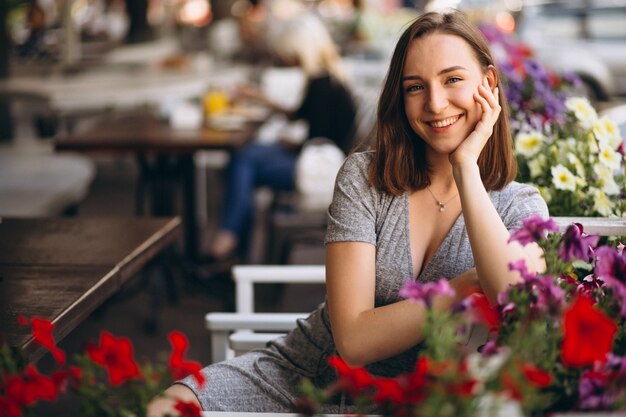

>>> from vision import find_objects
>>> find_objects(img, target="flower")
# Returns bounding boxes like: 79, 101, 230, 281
1, 319, 204, 417
300, 216, 626, 416
174, 399, 203, 417
561, 295, 618, 368
17, 316, 65, 366
399, 278, 455, 307
86, 331, 141, 386
482, 25, 626, 217
168, 331, 206, 388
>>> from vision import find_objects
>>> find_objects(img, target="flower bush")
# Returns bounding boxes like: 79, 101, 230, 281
0, 320, 204, 417
482, 25, 626, 217
514, 97, 626, 217
299, 216, 626, 417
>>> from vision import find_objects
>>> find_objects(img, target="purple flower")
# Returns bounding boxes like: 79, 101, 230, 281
595, 246, 626, 282
508, 215, 559, 246
399, 278, 455, 307
508, 259, 538, 281
579, 371, 615, 410
558, 223, 600, 262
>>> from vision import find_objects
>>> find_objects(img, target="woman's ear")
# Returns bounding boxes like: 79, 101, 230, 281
485, 65, 498, 90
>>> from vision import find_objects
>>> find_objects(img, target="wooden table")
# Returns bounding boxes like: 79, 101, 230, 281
0, 216, 181, 362
55, 112, 261, 260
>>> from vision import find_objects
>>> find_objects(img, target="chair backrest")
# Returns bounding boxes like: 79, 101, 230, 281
553, 216, 626, 235
205, 265, 326, 363
233, 265, 326, 314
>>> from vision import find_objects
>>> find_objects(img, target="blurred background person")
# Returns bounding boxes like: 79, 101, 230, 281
208, 13, 357, 263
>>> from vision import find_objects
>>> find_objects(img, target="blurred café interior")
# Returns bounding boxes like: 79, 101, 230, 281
1, 0, 626, 409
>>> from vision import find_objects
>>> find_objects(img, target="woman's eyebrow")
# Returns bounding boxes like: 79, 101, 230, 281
402, 65, 468, 82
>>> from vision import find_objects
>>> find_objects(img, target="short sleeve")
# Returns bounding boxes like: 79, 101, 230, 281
497, 182, 550, 232
325, 152, 378, 245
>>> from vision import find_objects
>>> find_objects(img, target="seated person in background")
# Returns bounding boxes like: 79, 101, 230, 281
148, 9, 547, 415
209, 13, 357, 261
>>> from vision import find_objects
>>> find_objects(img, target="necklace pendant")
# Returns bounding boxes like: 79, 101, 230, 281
437, 202, 445, 212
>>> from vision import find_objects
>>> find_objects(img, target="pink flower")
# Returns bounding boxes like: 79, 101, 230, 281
508, 215, 559, 246
399, 278, 455, 307
558, 223, 599, 262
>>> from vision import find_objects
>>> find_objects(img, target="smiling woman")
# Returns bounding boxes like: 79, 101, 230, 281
148, 10, 549, 416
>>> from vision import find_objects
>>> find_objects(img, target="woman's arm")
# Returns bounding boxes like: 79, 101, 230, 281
451, 78, 545, 303
326, 241, 479, 366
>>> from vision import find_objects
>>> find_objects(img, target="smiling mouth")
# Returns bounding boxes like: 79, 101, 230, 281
427, 114, 463, 128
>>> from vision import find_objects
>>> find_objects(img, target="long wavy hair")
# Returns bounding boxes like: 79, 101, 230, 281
369, 10, 516, 195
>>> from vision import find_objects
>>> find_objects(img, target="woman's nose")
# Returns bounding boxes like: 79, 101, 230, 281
425, 86, 448, 114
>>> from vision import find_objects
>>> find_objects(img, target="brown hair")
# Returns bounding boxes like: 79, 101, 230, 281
368, 10, 516, 195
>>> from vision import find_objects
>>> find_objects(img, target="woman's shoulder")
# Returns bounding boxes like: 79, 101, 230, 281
341, 150, 375, 173
496, 181, 542, 198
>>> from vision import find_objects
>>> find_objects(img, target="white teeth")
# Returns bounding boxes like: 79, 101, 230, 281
429, 115, 461, 128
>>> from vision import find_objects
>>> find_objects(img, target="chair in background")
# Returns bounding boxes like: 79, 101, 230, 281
262, 90, 377, 264
0, 139, 95, 217
206, 217, 626, 364
205, 264, 325, 364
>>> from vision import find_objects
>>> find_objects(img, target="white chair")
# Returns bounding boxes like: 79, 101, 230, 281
206, 217, 626, 364
205, 265, 325, 364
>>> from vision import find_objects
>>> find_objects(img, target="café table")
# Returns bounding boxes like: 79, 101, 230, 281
0, 216, 181, 362
54, 111, 262, 261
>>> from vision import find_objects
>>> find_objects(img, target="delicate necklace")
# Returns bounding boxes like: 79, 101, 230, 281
425, 186, 458, 213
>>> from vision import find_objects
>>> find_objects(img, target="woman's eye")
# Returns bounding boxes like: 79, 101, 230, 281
447, 77, 462, 84
405, 84, 423, 93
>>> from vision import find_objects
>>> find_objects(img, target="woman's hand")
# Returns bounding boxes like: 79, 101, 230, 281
448, 268, 482, 302
449, 78, 500, 167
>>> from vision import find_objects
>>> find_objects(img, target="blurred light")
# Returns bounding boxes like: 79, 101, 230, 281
271, 0, 306, 20
178, 0, 212, 27
495, 11, 515, 34
425, 0, 462, 13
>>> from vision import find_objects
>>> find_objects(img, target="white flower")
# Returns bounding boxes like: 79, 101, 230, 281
593, 115, 623, 150
551, 164, 577, 192
565, 97, 598, 129
590, 187, 615, 217
598, 144, 623, 170
539, 186, 552, 204
566, 153, 585, 178
515, 131, 544, 157
528, 154, 546, 178
467, 351, 510, 382
593, 163, 620, 195
476, 393, 524, 417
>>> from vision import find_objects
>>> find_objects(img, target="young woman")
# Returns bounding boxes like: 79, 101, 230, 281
209, 13, 357, 261
148, 10, 548, 415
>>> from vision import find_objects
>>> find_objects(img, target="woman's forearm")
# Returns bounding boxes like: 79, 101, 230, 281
453, 163, 541, 302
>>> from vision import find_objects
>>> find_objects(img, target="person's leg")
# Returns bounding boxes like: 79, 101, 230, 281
211, 143, 296, 258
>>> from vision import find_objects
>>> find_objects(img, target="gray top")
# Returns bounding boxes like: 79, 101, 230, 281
271, 150, 549, 379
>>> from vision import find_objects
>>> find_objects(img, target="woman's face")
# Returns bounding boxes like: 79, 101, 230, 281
402, 32, 493, 157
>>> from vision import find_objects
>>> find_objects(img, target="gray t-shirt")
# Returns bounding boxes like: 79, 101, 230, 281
274, 150, 549, 379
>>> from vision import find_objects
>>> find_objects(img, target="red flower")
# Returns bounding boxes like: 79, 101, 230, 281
521, 363, 552, 388
3, 365, 58, 410
561, 295, 617, 368
51, 366, 82, 393
0, 395, 22, 417
86, 331, 140, 386
328, 356, 374, 396
17, 316, 65, 365
168, 331, 206, 388
470, 294, 501, 331
372, 377, 405, 405
173, 399, 202, 417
